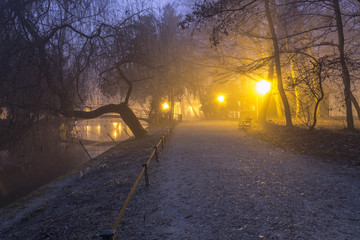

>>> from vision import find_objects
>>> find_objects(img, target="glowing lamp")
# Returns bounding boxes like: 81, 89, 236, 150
162, 102, 169, 110
217, 95, 225, 103
256, 80, 271, 95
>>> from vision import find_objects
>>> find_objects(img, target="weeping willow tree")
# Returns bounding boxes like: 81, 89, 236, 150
0, 0, 152, 145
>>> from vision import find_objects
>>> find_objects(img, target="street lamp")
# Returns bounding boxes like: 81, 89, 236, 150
256, 80, 271, 95
255, 80, 271, 120
217, 95, 225, 103
162, 102, 169, 110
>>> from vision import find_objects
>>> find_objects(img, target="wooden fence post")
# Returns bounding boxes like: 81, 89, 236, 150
142, 164, 150, 187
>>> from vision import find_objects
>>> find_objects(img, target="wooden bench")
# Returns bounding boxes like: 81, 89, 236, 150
238, 119, 252, 129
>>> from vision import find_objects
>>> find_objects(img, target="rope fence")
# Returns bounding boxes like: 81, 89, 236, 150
100, 128, 172, 240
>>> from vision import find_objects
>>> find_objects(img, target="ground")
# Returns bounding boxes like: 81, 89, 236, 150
0, 128, 169, 239
249, 119, 360, 166
117, 121, 360, 239
0, 120, 359, 239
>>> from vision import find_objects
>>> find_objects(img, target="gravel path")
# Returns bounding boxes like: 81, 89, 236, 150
119, 121, 360, 239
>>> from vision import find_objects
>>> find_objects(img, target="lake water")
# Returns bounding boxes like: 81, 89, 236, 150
0, 116, 147, 207
74, 116, 140, 159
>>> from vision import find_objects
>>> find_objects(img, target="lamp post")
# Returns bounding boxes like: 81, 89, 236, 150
255, 80, 271, 120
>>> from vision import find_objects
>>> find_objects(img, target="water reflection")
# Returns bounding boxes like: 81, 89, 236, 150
74, 117, 137, 158
0, 116, 148, 207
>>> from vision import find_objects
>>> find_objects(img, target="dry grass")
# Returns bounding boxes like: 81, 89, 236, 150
248, 119, 360, 166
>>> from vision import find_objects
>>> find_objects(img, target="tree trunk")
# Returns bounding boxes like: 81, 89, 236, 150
309, 61, 324, 130
274, 78, 284, 119
118, 103, 148, 138
259, 59, 274, 123
333, 0, 354, 130
67, 103, 147, 138
264, 0, 293, 127
350, 93, 360, 120
283, 21, 300, 119
66, 69, 147, 139
287, 49, 300, 119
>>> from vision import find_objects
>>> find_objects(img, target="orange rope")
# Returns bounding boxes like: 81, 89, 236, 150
112, 167, 145, 232
111, 129, 172, 237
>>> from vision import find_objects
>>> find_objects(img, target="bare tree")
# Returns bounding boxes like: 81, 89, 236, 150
332, 0, 354, 130
291, 55, 328, 130
0, 0, 152, 141
264, 0, 292, 127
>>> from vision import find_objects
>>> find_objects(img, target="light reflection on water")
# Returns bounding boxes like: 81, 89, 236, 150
76, 118, 132, 141
0, 116, 149, 207
74, 117, 147, 159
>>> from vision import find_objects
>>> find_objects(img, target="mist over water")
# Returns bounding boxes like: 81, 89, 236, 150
0, 117, 137, 208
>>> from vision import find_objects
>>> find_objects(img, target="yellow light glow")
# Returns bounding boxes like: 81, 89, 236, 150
114, 131, 117, 138
217, 95, 225, 103
113, 122, 118, 127
97, 125, 100, 132
162, 102, 169, 110
256, 80, 271, 95
189, 106, 193, 111
119, 124, 122, 131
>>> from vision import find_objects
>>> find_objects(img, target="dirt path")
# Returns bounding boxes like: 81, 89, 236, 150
119, 121, 360, 239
